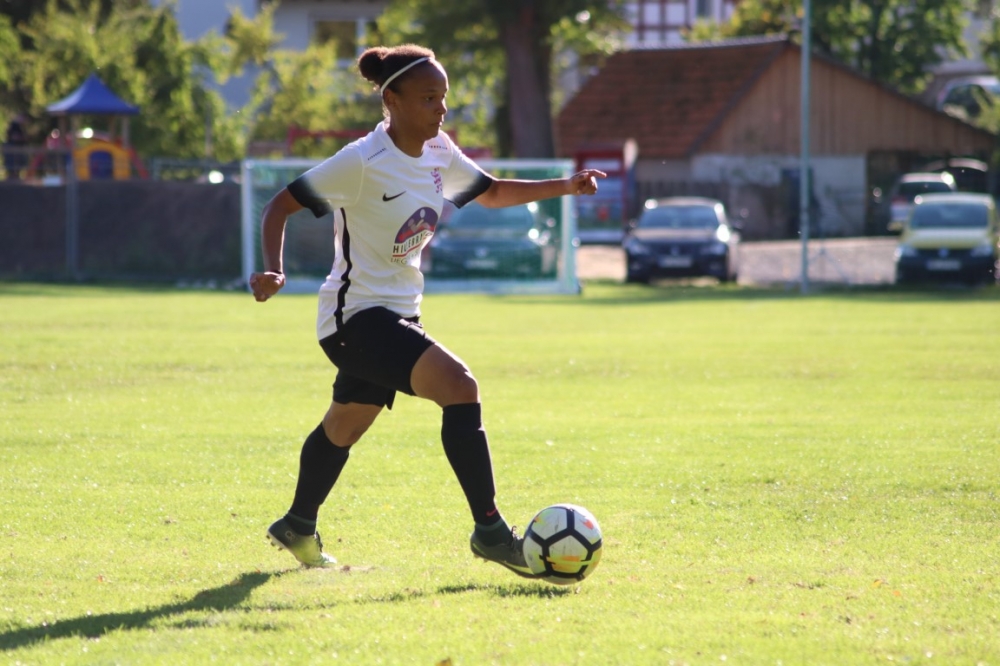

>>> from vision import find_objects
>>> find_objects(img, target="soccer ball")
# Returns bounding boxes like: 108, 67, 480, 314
523, 504, 603, 585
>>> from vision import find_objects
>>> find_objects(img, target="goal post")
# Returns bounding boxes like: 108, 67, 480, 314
241, 158, 580, 295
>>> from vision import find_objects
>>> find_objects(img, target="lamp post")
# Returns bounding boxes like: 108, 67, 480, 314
799, 0, 812, 293
66, 116, 80, 281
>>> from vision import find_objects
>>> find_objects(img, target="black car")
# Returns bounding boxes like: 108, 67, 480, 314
623, 197, 740, 283
425, 202, 558, 278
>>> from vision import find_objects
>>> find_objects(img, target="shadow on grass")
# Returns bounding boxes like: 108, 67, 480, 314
437, 582, 573, 598
492, 583, 575, 598
0, 572, 574, 651
0, 570, 278, 652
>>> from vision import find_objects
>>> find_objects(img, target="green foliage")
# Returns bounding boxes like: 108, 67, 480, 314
374, 0, 507, 152
0, 0, 146, 27
549, 7, 627, 112
2, 0, 244, 161
245, 41, 382, 157
1, 0, 629, 161
189, 4, 385, 158
127, 6, 219, 159
976, 9, 1000, 135
685, 17, 727, 41
1, 283, 1000, 663
0, 14, 18, 92
221, 4, 280, 78
0, 0, 365, 162
688, 0, 969, 94
831, 0, 968, 94
982, 4, 1000, 75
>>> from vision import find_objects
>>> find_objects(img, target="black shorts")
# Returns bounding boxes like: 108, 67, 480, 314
318, 306, 437, 410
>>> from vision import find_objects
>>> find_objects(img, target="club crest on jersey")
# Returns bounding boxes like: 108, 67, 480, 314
392, 207, 439, 264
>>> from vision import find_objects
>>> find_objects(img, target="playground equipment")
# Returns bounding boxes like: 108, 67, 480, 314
35, 73, 145, 181
28, 129, 147, 181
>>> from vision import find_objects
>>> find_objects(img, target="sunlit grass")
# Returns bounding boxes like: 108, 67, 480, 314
1, 281, 998, 664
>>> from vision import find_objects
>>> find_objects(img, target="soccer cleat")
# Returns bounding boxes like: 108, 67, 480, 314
470, 525, 539, 579
267, 517, 337, 568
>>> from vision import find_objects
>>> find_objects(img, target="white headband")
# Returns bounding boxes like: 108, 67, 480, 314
379, 57, 431, 94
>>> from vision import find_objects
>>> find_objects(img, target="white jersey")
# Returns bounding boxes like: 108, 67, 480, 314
287, 122, 492, 340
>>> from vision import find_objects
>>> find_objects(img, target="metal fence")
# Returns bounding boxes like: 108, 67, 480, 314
148, 158, 241, 183
0, 145, 240, 183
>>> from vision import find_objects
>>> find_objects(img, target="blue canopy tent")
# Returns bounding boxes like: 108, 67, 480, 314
47, 73, 140, 116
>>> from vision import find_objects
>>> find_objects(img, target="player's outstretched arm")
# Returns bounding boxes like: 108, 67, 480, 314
250, 188, 302, 303
475, 169, 606, 208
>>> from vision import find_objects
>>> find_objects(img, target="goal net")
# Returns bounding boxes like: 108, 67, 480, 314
241, 158, 580, 295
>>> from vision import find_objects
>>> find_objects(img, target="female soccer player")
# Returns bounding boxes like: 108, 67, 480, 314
251, 44, 605, 578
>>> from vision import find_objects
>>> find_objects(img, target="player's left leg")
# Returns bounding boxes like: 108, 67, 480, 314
411, 343, 537, 578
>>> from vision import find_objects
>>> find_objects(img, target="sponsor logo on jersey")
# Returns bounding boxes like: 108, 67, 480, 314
392, 207, 439, 264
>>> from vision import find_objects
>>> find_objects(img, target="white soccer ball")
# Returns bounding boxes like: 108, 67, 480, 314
523, 504, 603, 585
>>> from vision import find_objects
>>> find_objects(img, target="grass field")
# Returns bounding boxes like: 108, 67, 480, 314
1, 281, 999, 665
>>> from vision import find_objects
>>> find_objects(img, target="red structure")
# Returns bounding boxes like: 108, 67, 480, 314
573, 139, 638, 244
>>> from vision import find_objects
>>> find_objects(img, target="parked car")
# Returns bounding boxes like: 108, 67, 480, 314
622, 196, 740, 283
936, 75, 1000, 119
425, 201, 558, 278
886, 172, 956, 232
895, 193, 999, 285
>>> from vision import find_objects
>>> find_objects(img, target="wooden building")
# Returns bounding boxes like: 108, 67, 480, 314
557, 35, 997, 237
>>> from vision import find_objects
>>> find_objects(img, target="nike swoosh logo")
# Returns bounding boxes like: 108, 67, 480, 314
382, 191, 405, 202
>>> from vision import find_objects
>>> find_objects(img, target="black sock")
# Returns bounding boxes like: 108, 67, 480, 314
283, 512, 316, 536
286, 423, 350, 533
474, 517, 512, 546
441, 402, 505, 529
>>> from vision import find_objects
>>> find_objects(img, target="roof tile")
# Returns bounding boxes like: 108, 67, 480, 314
557, 40, 787, 159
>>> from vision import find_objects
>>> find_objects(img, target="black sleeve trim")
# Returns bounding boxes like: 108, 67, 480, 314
287, 176, 333, 218
447, 172, 495, 209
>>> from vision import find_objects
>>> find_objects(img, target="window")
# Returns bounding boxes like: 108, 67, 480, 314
313, 20, 358, 61
695, 0, 712, 18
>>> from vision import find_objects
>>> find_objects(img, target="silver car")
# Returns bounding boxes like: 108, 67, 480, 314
887, 172, 956, 232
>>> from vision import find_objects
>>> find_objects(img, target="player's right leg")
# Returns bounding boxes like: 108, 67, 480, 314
268, 399, 382, 568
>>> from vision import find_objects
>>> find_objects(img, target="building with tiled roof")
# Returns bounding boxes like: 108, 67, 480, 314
557, 36, 996, 238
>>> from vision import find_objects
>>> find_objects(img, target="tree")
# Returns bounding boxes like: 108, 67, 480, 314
213, 4, 383, 157
2, 0, 244, 161
0, 14, 18, 93
1, 0, 630, 161
375, 0, 627, 157
688, 0, 969, 95
0, 0, 145, 27
245, 41, 383, 156
1, 0, 397, 161
968, 6, 1000, 134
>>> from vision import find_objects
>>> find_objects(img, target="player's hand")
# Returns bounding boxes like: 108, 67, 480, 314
567, 169, 606, 196
249, 271, 285, 302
